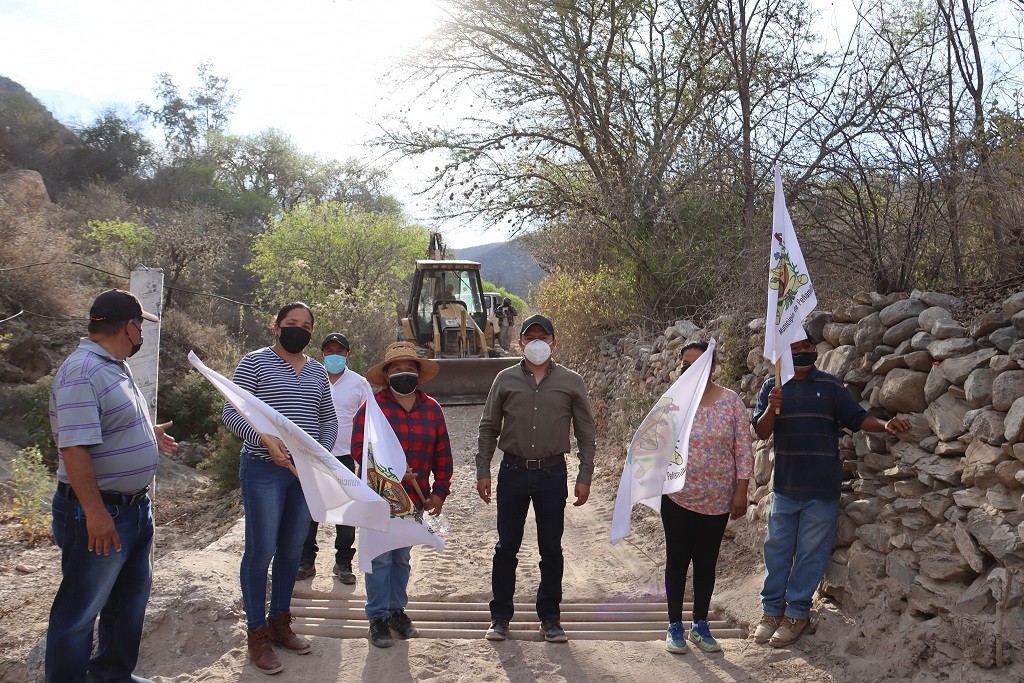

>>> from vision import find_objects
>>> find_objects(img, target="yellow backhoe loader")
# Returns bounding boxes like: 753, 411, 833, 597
398, 234, 519, 404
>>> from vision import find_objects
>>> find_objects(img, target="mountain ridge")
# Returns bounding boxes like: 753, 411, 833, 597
454, 240, 545, 299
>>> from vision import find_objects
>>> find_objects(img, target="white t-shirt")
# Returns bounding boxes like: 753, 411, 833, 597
329, 369, 370, 457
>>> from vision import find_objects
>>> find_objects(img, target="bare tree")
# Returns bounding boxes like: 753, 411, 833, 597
379, 0, 727, 318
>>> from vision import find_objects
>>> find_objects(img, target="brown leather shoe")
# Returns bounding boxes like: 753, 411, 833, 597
267, 612, 311, 654
247, 626, 283, 675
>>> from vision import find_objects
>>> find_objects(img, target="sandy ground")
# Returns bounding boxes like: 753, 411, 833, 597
0, 405, 930, 682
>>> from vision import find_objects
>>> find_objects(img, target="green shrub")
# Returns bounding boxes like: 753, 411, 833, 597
716, 314, 751, 387
197, 425, 242, 493
7, 446, 53, 543
531, 264, 634, 362
160, 370, 225, 441
15, 373, 57, 469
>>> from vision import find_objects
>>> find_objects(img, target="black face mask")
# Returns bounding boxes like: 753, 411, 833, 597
279, 327, 312, 354
389, 372, 419, 396
792, 351, 818, 368
127, 322, 143, 357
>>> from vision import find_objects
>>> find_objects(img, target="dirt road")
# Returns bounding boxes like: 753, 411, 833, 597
2, 406, 844, 683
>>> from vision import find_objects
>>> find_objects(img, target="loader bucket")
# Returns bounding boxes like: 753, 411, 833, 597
427, 357, 521, 405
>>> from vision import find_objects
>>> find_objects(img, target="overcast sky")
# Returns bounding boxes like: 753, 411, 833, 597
2, 0, 864, 249
0, 0, 513, 248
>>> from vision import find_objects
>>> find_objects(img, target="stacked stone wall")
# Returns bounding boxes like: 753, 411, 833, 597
581, 289, 1024, 670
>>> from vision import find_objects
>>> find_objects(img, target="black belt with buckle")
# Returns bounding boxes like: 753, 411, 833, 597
57, 481, 150, 506
503, 453, 566, 470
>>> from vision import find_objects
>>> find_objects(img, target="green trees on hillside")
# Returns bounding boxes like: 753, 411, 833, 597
76, 108, 153, 179
138, 60, 238, 160
249, 202, 428, 367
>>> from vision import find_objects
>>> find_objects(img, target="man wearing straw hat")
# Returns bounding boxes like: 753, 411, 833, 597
351, 342, 453, 648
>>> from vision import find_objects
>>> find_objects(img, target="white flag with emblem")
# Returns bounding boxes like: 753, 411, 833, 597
357, 394, 445, 572
610, 340, 716, 543
188, 351, 390, 531
763, 167, 817, 386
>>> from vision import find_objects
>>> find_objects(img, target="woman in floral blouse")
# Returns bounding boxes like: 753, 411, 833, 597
662, 341, 753, 655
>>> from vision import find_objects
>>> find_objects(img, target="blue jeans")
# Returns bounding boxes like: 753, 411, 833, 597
239, 454, 311, 631
364, 547, 412, 622
761, 492, 841, 620
46, 490, 154, 683
490, 459, 568, 622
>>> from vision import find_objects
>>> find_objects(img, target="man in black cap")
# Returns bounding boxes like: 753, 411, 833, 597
46, 289, 177, 683
297, 332, 370, 585
476, 313, 597, 643
496, 297, 517, 350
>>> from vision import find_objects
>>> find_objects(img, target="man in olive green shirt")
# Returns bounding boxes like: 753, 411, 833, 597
476, 314, 597, 644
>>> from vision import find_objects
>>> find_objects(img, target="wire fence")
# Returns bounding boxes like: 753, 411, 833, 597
0, 260, 258, 324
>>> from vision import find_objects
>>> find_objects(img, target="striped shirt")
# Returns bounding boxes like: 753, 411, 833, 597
222, 347, 338, 460
49, 338, 158, 493
752, 368, 869, 500
351, 389, 453, 501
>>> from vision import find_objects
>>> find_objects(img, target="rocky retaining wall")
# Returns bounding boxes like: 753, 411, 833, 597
582, 289, 1024, 672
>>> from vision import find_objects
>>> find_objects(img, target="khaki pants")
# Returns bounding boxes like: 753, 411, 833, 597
499, 322, 513, 350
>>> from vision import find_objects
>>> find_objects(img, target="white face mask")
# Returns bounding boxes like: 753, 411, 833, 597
523, 338, 552, 365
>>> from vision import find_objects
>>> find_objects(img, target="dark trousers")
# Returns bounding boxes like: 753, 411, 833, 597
490, 458, 568, 622
660, 495, 729, 624
301, 454, 356, 567
46, 491, 153, 683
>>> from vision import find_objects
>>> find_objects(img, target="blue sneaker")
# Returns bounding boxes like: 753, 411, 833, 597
689, 619, 722, 652
665, 621, 687, 654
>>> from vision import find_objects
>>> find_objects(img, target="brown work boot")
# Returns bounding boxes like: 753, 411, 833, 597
247, 626, 283, 675
769, 616, 808, 648
267, 612, 311, 654
752, 614, 782, 644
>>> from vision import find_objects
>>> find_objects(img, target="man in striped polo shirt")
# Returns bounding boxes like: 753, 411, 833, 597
751, 335, 909, 648
46, 289, 177, 683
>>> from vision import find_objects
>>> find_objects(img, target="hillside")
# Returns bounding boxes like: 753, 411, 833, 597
455, 240, 545, 299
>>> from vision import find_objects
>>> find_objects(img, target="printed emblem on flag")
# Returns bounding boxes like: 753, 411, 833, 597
769, 231, 811, 324
627, 396, 681, 480
366, 444, 418, 519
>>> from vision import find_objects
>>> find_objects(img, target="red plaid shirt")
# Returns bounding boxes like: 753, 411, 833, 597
351, 389, 453, 502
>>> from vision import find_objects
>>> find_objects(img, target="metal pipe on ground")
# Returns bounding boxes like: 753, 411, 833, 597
288, 598, 744, 641
289, 607, 722, 624
292, 624, 746, 641
289, 598, 694, 612
294, 617, 732, 631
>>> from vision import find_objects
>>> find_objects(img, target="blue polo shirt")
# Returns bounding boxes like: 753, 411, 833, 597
752, 368, 869, 500
49, 338, 158, 493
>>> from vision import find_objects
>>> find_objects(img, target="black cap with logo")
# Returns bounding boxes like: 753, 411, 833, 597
89, 289, 159, 323
321, 333, 350, 350
519, 314, 554, 338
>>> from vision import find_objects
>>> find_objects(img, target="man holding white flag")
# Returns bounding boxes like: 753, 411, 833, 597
352, 342, 451, 649
763, 166, 818, 386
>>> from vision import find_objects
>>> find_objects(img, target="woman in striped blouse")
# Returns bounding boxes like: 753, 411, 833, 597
222, 302, 339, 674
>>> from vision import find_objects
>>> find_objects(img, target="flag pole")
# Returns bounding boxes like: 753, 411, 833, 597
773, 361, 782, 415
407, 468, 429, 505
260, 431, 300, 478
